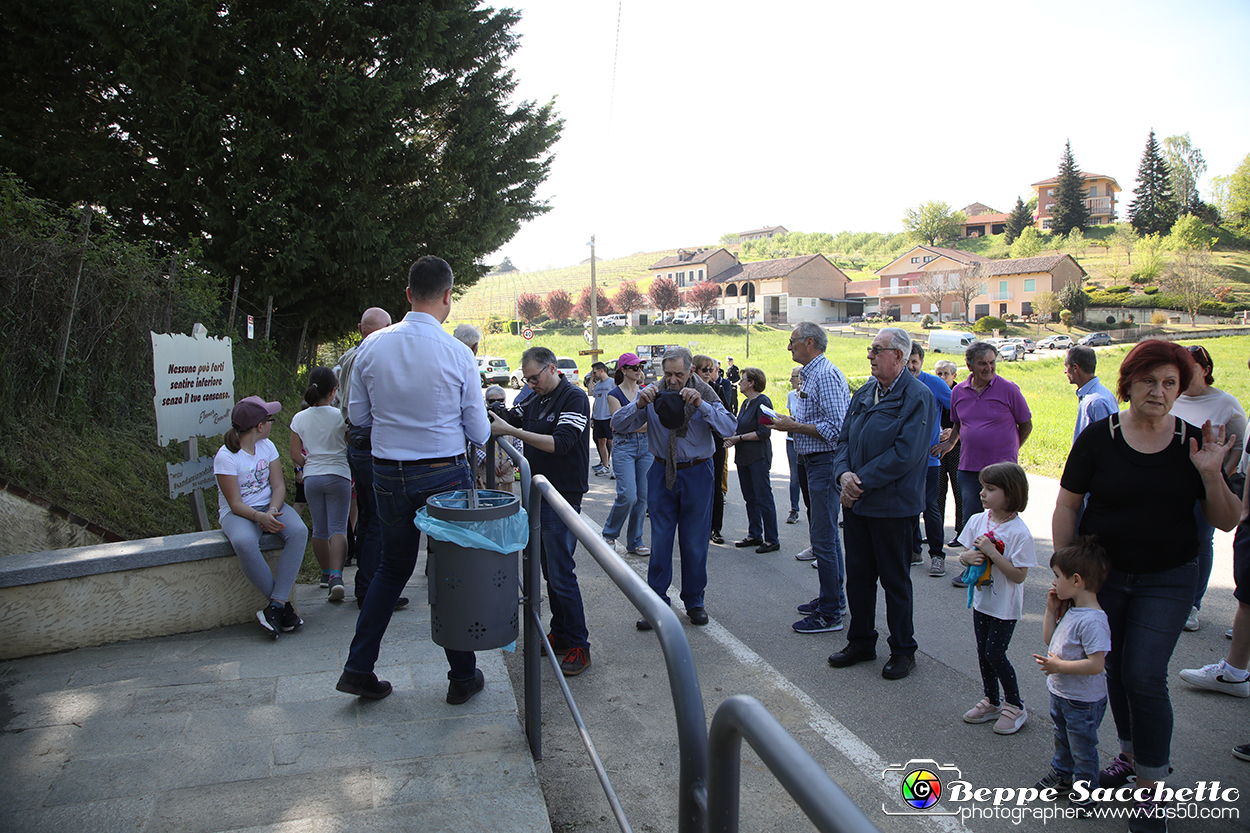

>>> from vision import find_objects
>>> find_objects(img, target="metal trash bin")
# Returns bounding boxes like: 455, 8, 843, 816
416, 489, 528, 652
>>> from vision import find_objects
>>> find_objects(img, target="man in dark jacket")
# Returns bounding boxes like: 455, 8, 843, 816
828, 327, 934, 681
490, 346, 592, 676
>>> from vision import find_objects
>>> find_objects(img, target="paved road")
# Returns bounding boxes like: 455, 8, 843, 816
510, 427, 1247, 833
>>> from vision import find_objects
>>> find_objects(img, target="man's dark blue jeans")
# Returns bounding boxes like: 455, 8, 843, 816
344, 457, 475, 682
347, 427, 380, 602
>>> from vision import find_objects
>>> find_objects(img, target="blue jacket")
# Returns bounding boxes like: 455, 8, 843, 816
833, 369, 934, 518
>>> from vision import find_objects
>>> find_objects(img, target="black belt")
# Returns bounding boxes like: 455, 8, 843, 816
655, 456, 708, 470
373, 454, 466, 468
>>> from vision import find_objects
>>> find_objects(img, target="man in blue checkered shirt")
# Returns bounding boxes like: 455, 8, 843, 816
773, 322, 852, 633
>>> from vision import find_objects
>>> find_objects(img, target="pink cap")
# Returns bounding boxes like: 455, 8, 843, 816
618, 352, 643, 367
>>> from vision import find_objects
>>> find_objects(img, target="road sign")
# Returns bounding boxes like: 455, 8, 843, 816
522, 327, 533, 341
578, 349, 604, 356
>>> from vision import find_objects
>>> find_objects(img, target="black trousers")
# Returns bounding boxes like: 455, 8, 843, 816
843, 509, 917, 657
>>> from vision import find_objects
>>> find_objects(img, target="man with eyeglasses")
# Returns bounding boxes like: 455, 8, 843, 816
772, 322, 852, 634
338, 256, 490, 706
612, 347, 737, 629
490, 346, 593, 676
827, 327, 934, 680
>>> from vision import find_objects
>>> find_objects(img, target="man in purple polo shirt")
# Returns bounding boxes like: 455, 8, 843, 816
935, 341, 1032, 586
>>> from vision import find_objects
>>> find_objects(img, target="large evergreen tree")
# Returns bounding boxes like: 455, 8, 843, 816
1050, 141, 1090, 237
1004, 196, 1032, 244
0, 0, 563, 354
1129, 129, 1179, 236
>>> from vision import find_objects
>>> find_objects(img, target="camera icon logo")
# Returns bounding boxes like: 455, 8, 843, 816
882, 758, 962, 816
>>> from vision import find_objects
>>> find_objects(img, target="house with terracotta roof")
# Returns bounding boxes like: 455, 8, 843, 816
874, 246, 989, 321
646, 249, 854, 324
736, 225, 789, 243
963, 212, 1008, 238
1031, 173, 1122, 229
971, 254, 1086, 320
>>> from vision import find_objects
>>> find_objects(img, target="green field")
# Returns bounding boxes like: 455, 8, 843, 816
476, 325, 1250, 480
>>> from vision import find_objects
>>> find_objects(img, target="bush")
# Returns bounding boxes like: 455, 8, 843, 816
1143, 287, 1159, 295
971, 316, 1006, 334
1106, 316, 1116, 324
1151, 311, 1169, 326
1106, 285, 1132, 294
921, 314, 934, 329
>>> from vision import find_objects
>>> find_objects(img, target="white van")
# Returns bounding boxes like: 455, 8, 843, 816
926, 330, 977, 355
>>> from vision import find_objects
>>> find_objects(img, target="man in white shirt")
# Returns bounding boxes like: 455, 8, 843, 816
336, 256, 491, 705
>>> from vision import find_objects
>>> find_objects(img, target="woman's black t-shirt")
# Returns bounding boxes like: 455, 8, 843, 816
1060, 414, 1206, 574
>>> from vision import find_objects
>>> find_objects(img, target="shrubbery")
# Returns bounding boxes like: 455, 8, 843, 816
971, 316, 1007, 334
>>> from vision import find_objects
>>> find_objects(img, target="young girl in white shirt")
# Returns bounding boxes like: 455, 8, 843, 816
290, 367, 351, 601
957, 461, 1036, 735
214, 396, 309, 638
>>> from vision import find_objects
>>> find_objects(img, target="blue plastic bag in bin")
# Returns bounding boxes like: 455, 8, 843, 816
415, 504, 529, 553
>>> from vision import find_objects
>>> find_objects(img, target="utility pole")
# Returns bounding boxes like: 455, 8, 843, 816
588, 235, 599, 352
52, 204, 93, 413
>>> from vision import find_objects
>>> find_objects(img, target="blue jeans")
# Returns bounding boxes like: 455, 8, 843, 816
786, 440, 801, 513
345, 458, 475, 682
805, 453, 845, 620
541, 499, 589, 648
1192, 501, 1214, 610
646, 458, 713, 608
738, 458, 779, 544
1099, 560, 1197, 781
601, 433, 649, 551
347, 428, 381, 602
957, 470, 983, 535
1051, 693, 1108, 791
921, 466, 943, 558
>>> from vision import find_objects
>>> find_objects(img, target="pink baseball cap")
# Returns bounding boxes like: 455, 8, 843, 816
617, 352, 643, 367
232, 395, 282, 430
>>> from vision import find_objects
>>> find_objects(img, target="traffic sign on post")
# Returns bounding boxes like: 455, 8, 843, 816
522, 327, 533, 341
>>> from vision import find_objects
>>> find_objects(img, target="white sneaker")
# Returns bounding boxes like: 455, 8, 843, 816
1179, 662, 1250, 697
794, 546, 815, 562
603, 537, 625, 555
1185, 606, 1200, 632
963, 697, 1002, 724
993, 703, 1027, 734
627, 545, 650, 556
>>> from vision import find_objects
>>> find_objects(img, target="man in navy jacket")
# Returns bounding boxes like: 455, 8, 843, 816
828, 327, 933, 681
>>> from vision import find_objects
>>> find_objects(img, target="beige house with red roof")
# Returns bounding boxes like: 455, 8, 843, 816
736, 225, 789, 243
874, 246, 989, 321
972, 254, 1086, 320
646, 249, 853, 324
1032, 173, 1122, 229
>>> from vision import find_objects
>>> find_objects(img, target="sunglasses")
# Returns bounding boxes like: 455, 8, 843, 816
868, 345, 899, 356
696, 366, 714, 373
1186, 345, 1211, 366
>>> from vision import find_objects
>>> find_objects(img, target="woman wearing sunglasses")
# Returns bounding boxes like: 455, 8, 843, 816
1169, 344, 1247, 633
214, 395, 309, 638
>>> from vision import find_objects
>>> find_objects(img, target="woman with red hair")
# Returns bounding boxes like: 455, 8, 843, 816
1052, 339, 1240, 825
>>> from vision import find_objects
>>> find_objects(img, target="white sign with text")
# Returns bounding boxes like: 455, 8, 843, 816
166, 456, 217, 498
151, 328, 235, 446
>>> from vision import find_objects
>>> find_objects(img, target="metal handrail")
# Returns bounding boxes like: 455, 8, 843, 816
487, 435, 877, 833
708, 696, 882, 833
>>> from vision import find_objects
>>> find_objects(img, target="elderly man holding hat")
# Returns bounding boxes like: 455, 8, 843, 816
611, 347, 737, 628
214, 395, 310, 638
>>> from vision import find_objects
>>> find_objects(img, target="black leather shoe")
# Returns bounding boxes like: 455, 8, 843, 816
755, 541, 780, 553
336, 670, 393, 700
710, 530, 724, 544
636, 617, 653, 631
735, 537, 763, 548
882, 654, 916, 680
446, 668, 485, 704
356, 596, 410, 611
687, 607, 709, 625
827, 646, 877, 668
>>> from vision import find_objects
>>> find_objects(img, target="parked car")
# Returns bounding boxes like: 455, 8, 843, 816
671, 313, 692, 325
598, 314, 628, 327
1037, 334, 1074, 350
927, 330, 977, 354
1009, 337, 1036, 353
984, 338, 1024, 362
1077, 332, 1113, 347
477, 356, 510, 387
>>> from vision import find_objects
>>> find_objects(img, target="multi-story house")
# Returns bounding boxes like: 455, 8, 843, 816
874, 246, 989, 321
1031, 173, 1122, 229
971, 254, 1086, 320
735, 225, 789, 243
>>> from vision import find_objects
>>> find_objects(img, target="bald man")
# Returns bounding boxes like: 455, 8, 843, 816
339, 307, 394, 607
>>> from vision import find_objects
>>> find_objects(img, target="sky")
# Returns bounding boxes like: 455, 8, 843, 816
488, 0, 1250, 271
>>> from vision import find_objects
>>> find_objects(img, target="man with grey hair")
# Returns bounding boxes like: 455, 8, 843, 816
1064, 344, 1117, 443
612, 347, 737, 628
453, 323, 481, 355
828, 327, 933, 680
337, 307, 394, 609
934, 341, 1032, 561
774, 322, 853, 633
907, 341, 953, 576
